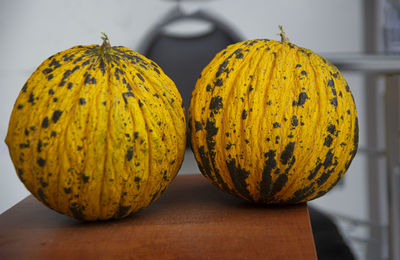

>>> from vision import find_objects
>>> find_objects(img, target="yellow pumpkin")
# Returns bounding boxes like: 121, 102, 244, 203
189, 28, 358, 204
5, 34, 186, 220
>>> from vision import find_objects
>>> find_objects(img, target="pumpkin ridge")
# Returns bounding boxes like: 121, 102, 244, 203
221, 44, 256, 198
305, 53, 326, 186
275, 50, 309, 200
67, 103, 83, 218
29, 50, 78, 208
29, 82, 49, 207
209, 49, 231, 188
253, 42, 280, 200
112, 60, 145, 179
135, 94, 159, 210
98, 64, 113, 219
248, 42, 282, 200
63, 62, 91, 219
121, 53, 186, 156
218, 43, 255, 196
127, 58, 182, 144
190, 46, 227, 185
211, 43, 255, 195
266, 44, 296, 201
290, 52, 330, 202
193, 58, 226, 192
296, 54, 342, 201
112, 63, 143, 219
53, 95, 69, 215
306, 56, 339, 198
275, 50, 320, 201
270, 45, 298, 201
116, 68, 149, 215
111, 60, 151, 215
258, 42, 281, 199
135, 76, 164, 209
120, 51, 174, 216
114, 57, 178, 212
80, 61, 106, 218
64, 54, 107, 219
226, 57, 249, 197
56, 94, 71, 215
41, 50, 68, 214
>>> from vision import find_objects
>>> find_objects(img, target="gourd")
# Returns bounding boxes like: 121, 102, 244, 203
189, 27, 358, 204
5, 34, 186, 220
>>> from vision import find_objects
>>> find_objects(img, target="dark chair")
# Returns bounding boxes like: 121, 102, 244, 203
309, 206, 355, 260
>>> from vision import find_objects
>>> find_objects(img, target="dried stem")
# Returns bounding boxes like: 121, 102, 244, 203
278, 25, 290, 43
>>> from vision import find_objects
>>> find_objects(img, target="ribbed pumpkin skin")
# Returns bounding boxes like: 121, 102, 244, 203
189, 39, 358, 204
6, 43, 186, 220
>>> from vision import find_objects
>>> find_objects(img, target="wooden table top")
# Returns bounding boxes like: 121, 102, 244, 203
0, 174, 317, 260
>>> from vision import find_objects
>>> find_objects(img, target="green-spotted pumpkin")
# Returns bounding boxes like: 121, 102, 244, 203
189, 27, 358, 204
5, 34, 186, 220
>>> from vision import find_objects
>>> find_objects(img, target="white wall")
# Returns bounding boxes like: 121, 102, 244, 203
0, 0, 365, 224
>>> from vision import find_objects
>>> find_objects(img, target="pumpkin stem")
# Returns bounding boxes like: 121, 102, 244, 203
278, 25, 290, 43
100, 32, 111, 50
99, 32, 111, 65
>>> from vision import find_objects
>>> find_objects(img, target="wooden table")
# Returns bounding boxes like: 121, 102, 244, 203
0, 174, 317, 260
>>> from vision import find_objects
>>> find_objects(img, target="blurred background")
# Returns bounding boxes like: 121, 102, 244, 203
0, 0, 399, 259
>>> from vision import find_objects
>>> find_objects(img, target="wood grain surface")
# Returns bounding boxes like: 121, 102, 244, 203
0, 174, 317, 260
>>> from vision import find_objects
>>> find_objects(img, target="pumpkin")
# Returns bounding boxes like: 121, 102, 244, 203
5, 34, 186, 220
189, 27, 358, 204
